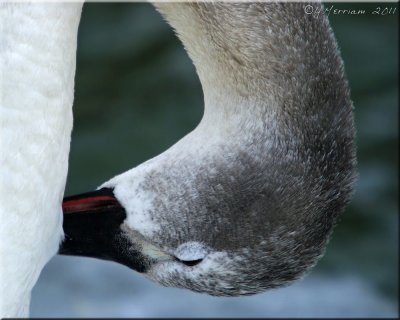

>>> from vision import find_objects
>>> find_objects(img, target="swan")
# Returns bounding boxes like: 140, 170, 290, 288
0, 1, 356, 317
61, 1, 356, 298
0, 2, 83, 317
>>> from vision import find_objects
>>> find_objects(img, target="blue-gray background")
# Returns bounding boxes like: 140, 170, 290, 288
31, 2, 398, 317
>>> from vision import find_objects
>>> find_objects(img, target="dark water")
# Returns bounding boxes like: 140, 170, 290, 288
31, 2, 398, 317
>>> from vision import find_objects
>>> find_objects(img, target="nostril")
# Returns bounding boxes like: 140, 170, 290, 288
176, 258, 203, 267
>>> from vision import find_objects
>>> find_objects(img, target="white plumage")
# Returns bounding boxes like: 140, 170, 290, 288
0, 3, 82, 317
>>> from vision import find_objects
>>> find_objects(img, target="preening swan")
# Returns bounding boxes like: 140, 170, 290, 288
1, 1, 356, 317
61, 2, 356, 297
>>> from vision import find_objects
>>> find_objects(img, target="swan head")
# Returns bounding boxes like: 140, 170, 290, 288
60, 133, 355, 296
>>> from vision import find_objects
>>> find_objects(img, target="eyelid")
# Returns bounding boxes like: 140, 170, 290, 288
174, 241, 210, 262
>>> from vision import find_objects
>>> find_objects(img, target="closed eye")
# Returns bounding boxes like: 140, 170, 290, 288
175, 258, 203, 267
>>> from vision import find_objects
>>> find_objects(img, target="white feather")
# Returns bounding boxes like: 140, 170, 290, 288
0, 3, 82, 317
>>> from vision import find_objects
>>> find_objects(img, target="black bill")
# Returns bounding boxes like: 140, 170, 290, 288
59, 188, 148, 273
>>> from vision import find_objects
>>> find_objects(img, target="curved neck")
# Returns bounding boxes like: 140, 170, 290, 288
0, 3, 82, 317
154, 2, 348, 131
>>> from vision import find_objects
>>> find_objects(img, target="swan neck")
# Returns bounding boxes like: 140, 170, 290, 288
154, 2, 346, 120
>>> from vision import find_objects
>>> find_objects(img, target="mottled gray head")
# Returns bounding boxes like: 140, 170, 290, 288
60, 2, 356, 297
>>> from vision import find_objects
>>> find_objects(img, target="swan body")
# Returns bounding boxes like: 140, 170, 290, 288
62, 2, 356, 298
0, 3, 82, 317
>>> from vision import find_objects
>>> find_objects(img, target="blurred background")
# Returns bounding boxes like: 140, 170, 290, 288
31, 2, 398, 317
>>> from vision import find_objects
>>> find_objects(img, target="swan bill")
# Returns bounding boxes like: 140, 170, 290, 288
59, 188, 149, 273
